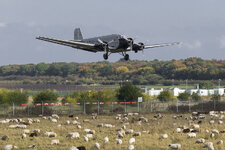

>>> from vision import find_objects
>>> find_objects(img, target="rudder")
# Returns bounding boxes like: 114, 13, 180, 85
74, 28, 83, 41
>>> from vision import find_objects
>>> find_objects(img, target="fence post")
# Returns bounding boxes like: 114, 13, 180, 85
83, 100, 86, 114
213, 99, 215, 110
27, 104, 29, 116
12, 103, 15, 116
42, 101, 44, 116
176, 100, 178, 113
189, 100, 191, 112
150, 101, 152, 112
125, 100, 127, 113
98, 101, 100, 115
138, 100, 140, 112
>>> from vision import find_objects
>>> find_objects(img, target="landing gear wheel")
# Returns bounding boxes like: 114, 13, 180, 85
124, 54, 129, 61
103, 53, 108, 60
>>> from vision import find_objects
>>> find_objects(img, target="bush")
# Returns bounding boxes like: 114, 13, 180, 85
33, 90, 58, 104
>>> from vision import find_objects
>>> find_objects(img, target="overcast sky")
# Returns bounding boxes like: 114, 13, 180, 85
0, 0, 225, 65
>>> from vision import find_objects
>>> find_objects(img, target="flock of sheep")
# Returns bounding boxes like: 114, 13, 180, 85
0, 110, 225, 149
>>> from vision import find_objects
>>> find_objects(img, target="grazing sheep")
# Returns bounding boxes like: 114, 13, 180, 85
210, 133, 215, 138
74, 116, 79, 120
21, 133, 26, 139
121, 125, 126, 129
52, 114, 59, 119
169, 144, 181, 149
129, 138, 135, 144
104, 124, 114, 128
187, 133, 196, 138
133, 132, 141, 137
83, 119, 90, 123
57, 124, 62, 128
212, 129, 219, 134
196, 138, 205, 143
32, 129, 41, 133
118, 131, 124, 138
66, 132, 80, 139
51, 139, 59, 145
128, 145, 134, 150
97, 123, 103, 127
72, 120, 79, 125
176, 128, 181, 133
29, 132, 38, 137
84, 136, 88, 142
217, 140, 223, 145
104, 137, 109, 143
116, 139, 122, 144
51, 119, 57, 123
125, 129, 134, 134
218, 120, 223, 124
77, 125, 82, 129
44, 132, 57, 137
86, 134, 93, 139
94, 143, 100, 149
69, 146, 79, 150
77, 146, 86, 150
203, 142, 214, 150
42, 116, 47, 119
1, 135, 9, 141
22, 129, 30, 134
27, 145, 35, 149
65, 120, 70, 125
4, 145, 18, 150
115, 116, 121, 120
162, 134, 168, 139
209, 120, 215, 124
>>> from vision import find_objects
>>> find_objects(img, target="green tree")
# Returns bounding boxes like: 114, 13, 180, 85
7, 91, 28, 104
177, 92, 190, 101
199, 81, 214, 89
116, 82, 142, 102
157, 90, 173, 102
33, 90, 58, 103
191, 93, 201, 101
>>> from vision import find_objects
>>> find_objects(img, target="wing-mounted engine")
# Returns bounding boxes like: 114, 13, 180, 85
132, 42, 145, 53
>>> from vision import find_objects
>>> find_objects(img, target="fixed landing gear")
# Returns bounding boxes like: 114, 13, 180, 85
124, 54, 129, 61
103, 53, 108, 60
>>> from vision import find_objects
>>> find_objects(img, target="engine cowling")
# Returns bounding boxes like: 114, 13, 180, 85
132, 42, 145, 52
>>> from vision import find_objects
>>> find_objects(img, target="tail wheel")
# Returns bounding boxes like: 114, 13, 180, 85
124, 54, 129, 61
103, 53, 108, 60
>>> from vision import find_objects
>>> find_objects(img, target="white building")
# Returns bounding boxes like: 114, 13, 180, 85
169, 87, 186, 96
187, 89, 198, 95
148, 88, 163, 96
197, 89, 209, 96
214, 88, 225, 96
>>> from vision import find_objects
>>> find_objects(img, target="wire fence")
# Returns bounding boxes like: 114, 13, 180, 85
0, 99, 225, 117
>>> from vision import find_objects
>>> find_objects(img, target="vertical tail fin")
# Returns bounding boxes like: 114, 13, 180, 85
74, 28, 83, 41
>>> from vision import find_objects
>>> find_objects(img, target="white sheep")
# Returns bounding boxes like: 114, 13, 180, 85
204, 142, 214, 150
22, 129, 30, 134
66, 132, 80, 139
21, 133, 26, 139
51, 139, 59, 145
128, 145, 134, 150
169, 144, 181, 149
210, 133, 215, 138
162, 134, 168, 139
104, 137, 109, 143
65, 120, 70, 125
27, 145, 35, 149
129, 138, 135, 144
209, 120, 215, 124
176, 128, 181, 133
94, 143, 100, 149
104, 124, 114, 128
51, 119, 57, 123
44, 132, 57, 137
69, 146, 79, 150
116, 139, 122, 144
187, 133, 196, 138
86, 134, 93, 139
196, 138, 205, 143
125, 129, 134, 134
217, 140, 223, 145
4, 145, 18, 150
32, 129, 41, 133
84, 136, 88, 142
212, 129, 219, 134
218, 120, 223, 124
74, 116, 79, 120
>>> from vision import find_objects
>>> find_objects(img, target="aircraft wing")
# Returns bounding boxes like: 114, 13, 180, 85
36, 36, 98, 52
144, 42, 180, 49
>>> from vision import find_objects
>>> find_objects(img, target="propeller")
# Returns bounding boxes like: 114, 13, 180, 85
97, 38, 114, 52
121, 35, 134, 51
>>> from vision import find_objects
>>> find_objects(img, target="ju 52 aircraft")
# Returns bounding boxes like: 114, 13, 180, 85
36, 28, 179, 61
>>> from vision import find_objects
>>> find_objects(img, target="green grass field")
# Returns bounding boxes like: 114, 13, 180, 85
0, 113, 224, 150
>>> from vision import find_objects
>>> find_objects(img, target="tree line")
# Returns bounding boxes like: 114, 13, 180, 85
0, 57, 224, 86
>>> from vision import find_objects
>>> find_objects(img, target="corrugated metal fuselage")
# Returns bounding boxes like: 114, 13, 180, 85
77, 34, 130, 53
